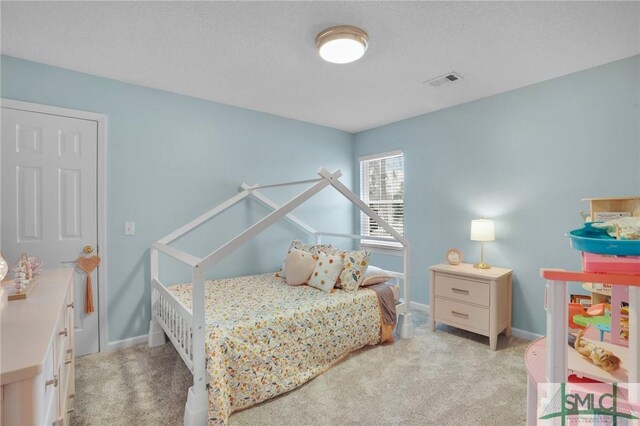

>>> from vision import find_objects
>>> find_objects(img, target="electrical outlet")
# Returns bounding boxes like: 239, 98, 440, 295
124, 222, 135, 236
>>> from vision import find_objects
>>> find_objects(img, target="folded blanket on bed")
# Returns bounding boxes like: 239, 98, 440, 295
366, 281, 397, 344
367, 281, 397, 325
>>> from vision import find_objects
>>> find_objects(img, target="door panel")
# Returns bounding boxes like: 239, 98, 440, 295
17, 165, 42, 241
1, 107, 100, 356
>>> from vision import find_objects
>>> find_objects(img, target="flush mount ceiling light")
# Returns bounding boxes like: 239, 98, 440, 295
316, 25, 369, 64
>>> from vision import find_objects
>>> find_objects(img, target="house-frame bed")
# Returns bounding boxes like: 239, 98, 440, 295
147, 168, 414, 425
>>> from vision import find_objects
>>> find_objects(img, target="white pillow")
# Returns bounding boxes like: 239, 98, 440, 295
284, 249, 316, 286
307, 252, 344, 293
360, 266, 393, 287
275, 240, 335, 278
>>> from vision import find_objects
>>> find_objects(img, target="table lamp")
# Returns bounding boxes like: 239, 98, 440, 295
470, 218, 495, 269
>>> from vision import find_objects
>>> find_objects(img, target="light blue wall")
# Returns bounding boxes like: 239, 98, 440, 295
354, 55, 640, 335
1, 55, 355, 342
3, 54, 638, 340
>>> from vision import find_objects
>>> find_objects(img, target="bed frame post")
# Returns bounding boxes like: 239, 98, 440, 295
397, 245, 415, 338
148, 247, 166, 347
184, 267, 208, 425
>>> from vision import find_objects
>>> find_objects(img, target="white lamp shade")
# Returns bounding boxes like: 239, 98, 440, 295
470, 219, 495, 242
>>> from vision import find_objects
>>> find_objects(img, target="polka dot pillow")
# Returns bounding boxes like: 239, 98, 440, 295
307, 252, 344, 293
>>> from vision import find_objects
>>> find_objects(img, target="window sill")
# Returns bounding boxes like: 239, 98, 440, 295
360, 240, 405, 254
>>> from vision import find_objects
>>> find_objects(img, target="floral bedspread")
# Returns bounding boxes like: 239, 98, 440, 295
168, 273, 383, 425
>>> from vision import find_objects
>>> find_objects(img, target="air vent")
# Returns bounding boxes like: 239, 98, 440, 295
424, 72, 463, 87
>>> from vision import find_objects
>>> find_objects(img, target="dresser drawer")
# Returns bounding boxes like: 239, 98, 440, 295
57, 304, 70, 369
43, 354, 60, 426
434, 297, 489, 333
434, 273, 490, 307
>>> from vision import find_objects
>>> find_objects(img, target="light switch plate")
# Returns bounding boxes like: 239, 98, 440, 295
124, 222, 135, 236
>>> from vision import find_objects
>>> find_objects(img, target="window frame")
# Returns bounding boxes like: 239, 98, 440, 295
359, 150, 405, 250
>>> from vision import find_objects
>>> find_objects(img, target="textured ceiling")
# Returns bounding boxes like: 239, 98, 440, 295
2, 1, 639, 133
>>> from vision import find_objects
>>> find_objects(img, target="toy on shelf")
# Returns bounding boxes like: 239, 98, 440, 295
569, 330, 621, 372
568, 222, 640, 256
568, 303, 617, 342
568, 303, 587, 330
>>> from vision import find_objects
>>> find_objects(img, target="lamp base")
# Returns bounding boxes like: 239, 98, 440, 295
473, 262, 491, 269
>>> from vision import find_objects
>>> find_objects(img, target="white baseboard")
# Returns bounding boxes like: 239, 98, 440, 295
510, 327, 542, 341
410, 301, 429, 313
105, 334, 149, 352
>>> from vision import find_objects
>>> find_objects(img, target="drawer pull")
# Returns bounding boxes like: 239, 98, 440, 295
451, 288, 469, 295
451, 311, 469, 319
45, 375, 59, 388
67, 302, 74, 309
59, 328, 68, 337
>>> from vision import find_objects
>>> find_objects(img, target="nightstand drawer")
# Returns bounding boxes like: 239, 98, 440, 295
434, 297, 489, 332
434, 274, 489, 307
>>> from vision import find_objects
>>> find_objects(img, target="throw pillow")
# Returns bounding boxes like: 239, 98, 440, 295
335, 249, 371, 292
275, 240, 335, 278
360, 265, 393, 287
284, 249, 316, 286
307, 252, 343, 293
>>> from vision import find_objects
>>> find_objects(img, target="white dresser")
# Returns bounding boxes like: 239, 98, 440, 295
1, 268, 75, 425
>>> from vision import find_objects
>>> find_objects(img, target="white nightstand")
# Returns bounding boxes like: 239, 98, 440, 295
430, 263, 513, 350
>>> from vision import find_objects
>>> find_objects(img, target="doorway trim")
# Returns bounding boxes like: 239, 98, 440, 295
1, 98, 109, 353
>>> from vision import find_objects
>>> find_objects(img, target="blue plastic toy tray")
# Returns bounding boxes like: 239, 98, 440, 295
567, 222, 640, 256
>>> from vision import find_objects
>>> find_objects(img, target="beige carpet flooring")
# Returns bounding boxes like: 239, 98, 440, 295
71, 312, 529, 425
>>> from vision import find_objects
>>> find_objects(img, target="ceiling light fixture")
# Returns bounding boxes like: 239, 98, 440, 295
316, 25, 368, 64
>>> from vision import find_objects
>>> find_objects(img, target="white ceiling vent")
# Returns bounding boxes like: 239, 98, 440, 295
424, 72, 463, 87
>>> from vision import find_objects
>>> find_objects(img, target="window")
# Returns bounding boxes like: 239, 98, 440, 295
360, 151, 404, 247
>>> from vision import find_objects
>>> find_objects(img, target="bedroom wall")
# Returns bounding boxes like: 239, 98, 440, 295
354, 55, 640, 336
1, 55, 355, 344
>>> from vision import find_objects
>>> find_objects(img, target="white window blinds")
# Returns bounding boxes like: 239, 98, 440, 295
360, 152, 404, 241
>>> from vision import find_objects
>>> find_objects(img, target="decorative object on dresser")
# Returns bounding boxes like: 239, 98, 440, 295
430, 263, 513, 350
0, 251, 8, 282
470, 218, 495, 269
5, 254, 44, 300
446, 249, 463, 265
1, 268, 75, 426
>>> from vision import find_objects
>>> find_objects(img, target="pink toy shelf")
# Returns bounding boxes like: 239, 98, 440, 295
526, 256, 640, 425
582, 252, 640, 275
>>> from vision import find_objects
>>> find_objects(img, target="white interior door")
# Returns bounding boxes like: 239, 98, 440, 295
1, 106, 100, 356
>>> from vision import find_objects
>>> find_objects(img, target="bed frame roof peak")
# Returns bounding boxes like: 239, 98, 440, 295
153, 167, 408, 272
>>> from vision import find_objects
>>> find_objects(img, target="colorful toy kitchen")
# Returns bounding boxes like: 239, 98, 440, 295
525, 197, 640, 424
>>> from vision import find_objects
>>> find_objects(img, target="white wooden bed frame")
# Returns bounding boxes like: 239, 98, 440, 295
147, 168, 414, 425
